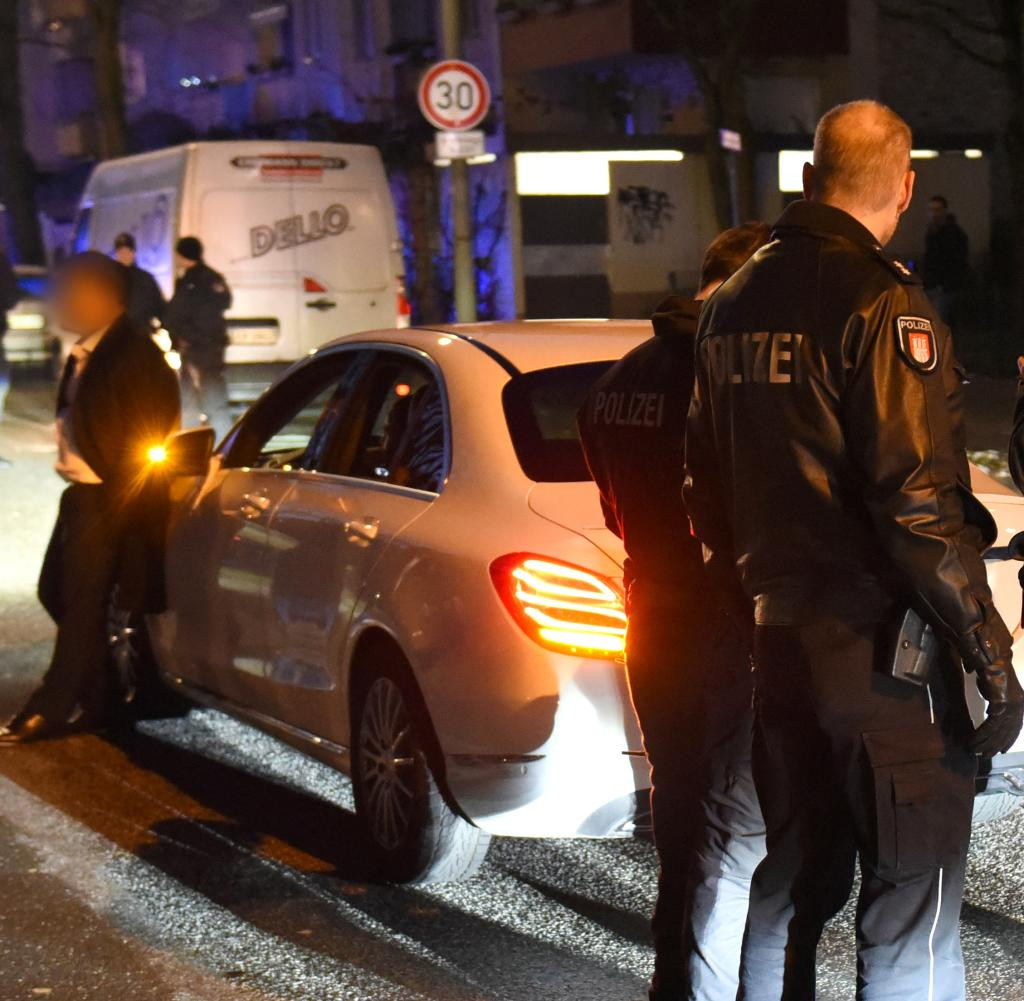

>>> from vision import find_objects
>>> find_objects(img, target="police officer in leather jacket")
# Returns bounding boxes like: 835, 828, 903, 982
164, 236, 233, 442
578, 223, 770, 1001
685, 101, 1023, 1001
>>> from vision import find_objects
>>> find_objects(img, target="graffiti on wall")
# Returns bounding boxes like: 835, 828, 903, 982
616, 185, 675, 245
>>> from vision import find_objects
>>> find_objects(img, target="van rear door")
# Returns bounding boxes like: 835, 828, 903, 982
198, 185, 299, 362
292, 185, 392, 353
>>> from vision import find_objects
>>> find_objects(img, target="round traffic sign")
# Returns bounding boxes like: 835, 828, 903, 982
418, 60, 491, 132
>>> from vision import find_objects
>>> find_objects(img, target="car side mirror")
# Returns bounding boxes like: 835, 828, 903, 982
163, 426, 215, 477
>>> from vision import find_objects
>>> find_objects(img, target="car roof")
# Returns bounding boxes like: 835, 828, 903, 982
329, 320, 654, 374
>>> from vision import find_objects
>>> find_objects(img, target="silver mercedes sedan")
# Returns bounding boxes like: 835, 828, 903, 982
146, 321, 1024, 883
149, 322, 653, 883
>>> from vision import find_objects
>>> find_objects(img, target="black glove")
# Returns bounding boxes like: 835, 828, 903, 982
961, 619, 1024, 757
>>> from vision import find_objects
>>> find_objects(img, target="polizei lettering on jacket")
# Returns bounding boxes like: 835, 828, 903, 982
707, 331, 806, 385
250, 204, 350, 258
591, 390, 666, 428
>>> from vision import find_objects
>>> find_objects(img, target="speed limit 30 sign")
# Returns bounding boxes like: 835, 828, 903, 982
418, 59, 491, 132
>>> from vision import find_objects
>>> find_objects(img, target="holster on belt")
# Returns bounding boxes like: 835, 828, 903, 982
889, 607, 938, 687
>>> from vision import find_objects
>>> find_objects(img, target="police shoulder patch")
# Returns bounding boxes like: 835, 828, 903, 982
895, 316, 938, 372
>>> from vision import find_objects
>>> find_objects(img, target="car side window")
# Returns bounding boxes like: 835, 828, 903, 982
348, 355, 449, 493
221, 351, 367, 470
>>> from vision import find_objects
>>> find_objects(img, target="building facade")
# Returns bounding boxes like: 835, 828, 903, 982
14, 0, 1014, 329
19, 0, 514, 321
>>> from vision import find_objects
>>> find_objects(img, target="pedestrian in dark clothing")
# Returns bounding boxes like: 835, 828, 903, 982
113, 232, 166, 334
685, 101, 1022, 1000
923, 194, 969, 327
577, 222, 770, 1001
0, 249, 20, 467
0, 252, 180, 744
163, 236, 233, 442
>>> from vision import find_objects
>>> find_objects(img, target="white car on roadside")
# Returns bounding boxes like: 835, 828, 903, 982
142, 321, 1024, 883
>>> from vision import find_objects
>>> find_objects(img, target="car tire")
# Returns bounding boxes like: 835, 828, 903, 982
972, 791, 1024, 826
107, 601, 191, 721
351, 646, 490, 884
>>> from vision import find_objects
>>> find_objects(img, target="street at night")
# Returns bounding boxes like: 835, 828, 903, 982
6, 2, 1024, 998
0, 374, 1023, 1000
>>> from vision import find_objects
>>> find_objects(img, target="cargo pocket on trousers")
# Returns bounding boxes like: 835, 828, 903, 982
863, 724, 945, 871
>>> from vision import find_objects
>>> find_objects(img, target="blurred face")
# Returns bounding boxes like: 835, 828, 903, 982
928, 199, 948, 226
114, 245, 135, 266
54, 272, 123, 337
175, 252, 194, 273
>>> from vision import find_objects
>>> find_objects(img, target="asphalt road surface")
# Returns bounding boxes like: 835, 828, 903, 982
1, 371, 1024, 1001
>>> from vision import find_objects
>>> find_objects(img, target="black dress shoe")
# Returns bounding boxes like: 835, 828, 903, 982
0, 714, 52, 745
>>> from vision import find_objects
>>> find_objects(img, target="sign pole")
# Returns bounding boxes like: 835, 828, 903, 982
440, 0, 477, 323
718, 128, 743, 228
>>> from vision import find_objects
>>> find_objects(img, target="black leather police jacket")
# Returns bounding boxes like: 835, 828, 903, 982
577, 295, 705, 592
684, 200, 1008, 657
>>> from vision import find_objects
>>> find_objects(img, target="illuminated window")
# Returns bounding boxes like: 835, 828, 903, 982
514, 150, 684, 197
777, 150, 810, 193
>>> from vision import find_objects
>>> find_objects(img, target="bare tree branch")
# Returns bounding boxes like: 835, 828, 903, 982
878, 1, 1010, 69
915, 0, 999, 33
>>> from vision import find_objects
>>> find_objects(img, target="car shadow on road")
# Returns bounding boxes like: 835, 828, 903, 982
0, 720, 649, 1001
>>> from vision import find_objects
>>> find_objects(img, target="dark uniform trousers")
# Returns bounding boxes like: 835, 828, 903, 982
741, 610, 977, 1001
627, 580, 765, 1000
29, 484, 124, 726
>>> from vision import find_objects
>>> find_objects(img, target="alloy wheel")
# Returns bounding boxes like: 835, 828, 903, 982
358, 676, 418, 850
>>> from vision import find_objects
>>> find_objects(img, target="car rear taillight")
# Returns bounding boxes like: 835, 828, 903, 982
397, 280, 412, 328
490, 553, 627, 659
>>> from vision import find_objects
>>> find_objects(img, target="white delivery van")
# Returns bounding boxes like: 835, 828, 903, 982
72, 141, 409, 371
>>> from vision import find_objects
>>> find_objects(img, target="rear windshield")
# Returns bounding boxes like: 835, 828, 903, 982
502, 361, 612, 482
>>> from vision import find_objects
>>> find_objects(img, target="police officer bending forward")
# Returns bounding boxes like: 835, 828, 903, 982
578, 223, 770, 1001
685, 100, 1023, 1001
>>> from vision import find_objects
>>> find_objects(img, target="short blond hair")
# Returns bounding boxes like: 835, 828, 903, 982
811, 100, 912, 213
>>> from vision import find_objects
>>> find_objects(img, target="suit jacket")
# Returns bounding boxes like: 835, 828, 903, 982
62, 314, 181, 611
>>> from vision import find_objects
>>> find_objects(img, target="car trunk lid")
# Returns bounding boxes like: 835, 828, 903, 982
526, 481, 626, 570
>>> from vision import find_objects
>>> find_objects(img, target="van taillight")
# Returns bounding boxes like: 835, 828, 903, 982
304, 277, 327, 293
397, 280, 412, 328
490, 554, 627, 659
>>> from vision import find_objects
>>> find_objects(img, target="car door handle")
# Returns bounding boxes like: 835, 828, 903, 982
343, 517, 380, 542
240, 491, 271, 519
306, 298, 337, 311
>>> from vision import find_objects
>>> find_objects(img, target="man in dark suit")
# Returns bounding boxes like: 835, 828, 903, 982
0, 252, 180, 743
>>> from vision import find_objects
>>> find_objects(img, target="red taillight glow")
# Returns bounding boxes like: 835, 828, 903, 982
490, 553, 627, 658
396, 280, 412, 327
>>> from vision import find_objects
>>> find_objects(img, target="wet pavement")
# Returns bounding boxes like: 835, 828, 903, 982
1, 371, 1023, 1001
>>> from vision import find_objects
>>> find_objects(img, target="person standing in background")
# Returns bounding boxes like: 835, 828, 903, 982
923, 194, 969, 328
112, 232, 166, 334
163, 236, 233, 442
